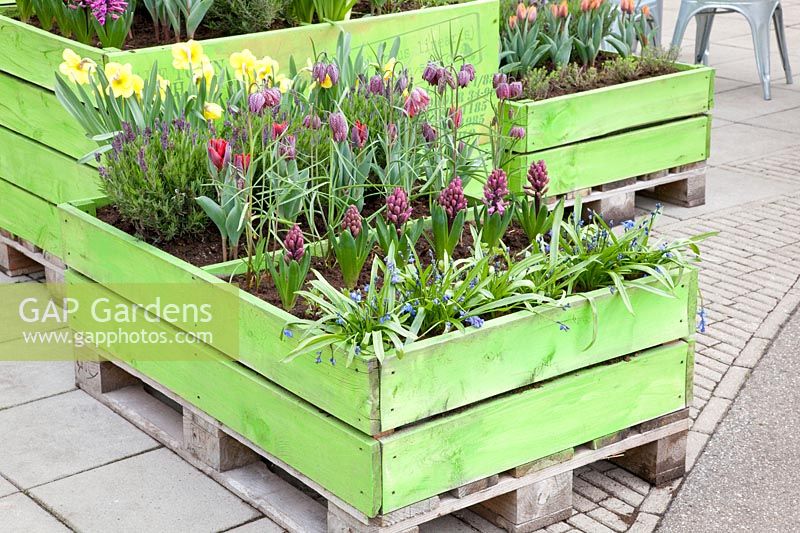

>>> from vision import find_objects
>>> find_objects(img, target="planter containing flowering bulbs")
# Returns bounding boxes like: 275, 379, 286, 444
496, 0, 714, 204
0, 0, 499, 256
58, 41, 706, 517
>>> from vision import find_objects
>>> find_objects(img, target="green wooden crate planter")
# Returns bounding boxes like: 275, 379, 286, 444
0, 0, 499, 252
502, 64, 715, 197
61, 201, 695, 516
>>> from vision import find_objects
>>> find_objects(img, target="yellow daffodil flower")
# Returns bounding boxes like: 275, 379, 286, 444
203, 102, 223, 121
230, 49, 257, 82
254, 56, 279, 83
172, 40, 205, 71
132, 74, 144, 100
157, 75, 170, 100
58, 48, 96, 85
104, 62, 136, 99
275, 74, 293, 94
382, 57, 397, 80
193, 55, 215, 86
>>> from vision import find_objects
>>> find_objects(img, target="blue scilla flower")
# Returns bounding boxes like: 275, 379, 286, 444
283, 328, 293, 338
315, 352, 322, 364
350, 290, 362, 303
379, 314, 391, 324
391, 273, 402, 285
465, 316, 484, 328
558, 322, 569, 332
336, 313, 345, 325
433, 298, 440, 305
697, 308, 707, 333
622, 219, 635, 231
330, 356, 336, 365
469, 277, 478, 289
665, 252, 674, 259
610, 286, 616, 294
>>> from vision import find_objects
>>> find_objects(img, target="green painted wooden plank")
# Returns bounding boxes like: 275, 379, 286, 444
379, 341, 689, 512
380, 268, 697, 430
0, 125, 101, 203
0, 72, 95, 160
66, 269, 381, 516
59, 203, 379, 434
506, 115, 711, 195
0, 14, 103, 91
0, 177, 62, 255
505, 64, 714, 153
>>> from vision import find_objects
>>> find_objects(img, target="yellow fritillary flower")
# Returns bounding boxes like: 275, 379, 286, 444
203, 102, 223, 121
193, 56, 215, 87
157, 75, 170, 100
320, 74, 333, 89
59, 48, 96, 85
382, 57, 397, 80
172, 40, 205, 71
104, 62, 136, 99
230, 49, 257, 82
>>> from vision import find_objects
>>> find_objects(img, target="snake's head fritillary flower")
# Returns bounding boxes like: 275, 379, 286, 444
329, 112, 348, 143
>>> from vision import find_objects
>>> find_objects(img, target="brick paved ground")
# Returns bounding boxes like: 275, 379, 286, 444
3, 2, 800, 531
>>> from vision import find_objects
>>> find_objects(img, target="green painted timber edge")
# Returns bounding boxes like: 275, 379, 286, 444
506, 115, 711, 195
503, 63, 715, 153
0, 178, 62, 255
0, 124, 101, 204
0, 71, 96, 161
379, 340, 690, 512
0, 0, 499, 97
66, 269, 382, 516
58, 202, 381, 435
379, 267, 697, 430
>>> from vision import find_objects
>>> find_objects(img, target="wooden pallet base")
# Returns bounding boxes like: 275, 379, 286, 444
0, 228, 65, 300
75, 355, 690, 533
551, 161, 707, 225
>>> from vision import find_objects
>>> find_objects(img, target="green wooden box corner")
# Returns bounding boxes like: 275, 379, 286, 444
68, 266, 693, 515
501, 63, 716, 195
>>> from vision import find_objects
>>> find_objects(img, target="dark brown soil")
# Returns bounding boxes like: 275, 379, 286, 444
96, 205, 224, 267
521, 53, 680, 100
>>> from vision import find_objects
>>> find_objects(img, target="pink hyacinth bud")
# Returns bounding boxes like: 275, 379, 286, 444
525, 159, 550, 197
438, 177, 467, 220
386, 187, 412, 227
509, 126, 525, 139
483, 168, 509, 215
329, 112, 348, 143
341, 205, 362, 237
284, 224, 305, 262
351, 121, 368, 149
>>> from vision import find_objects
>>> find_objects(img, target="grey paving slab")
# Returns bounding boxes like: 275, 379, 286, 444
705, 123, 800, 166
743, 104, 800, 133
0, 475, 17, 498
0, 361, 75, 410
636, 167, 797, 220
658, 309, 800, 532
712, 83, 800, 122
712, 77, 754, 95
30, 448, 260, 533
226, 518, 285, 532
0, 390, 158, 488
0, 493, 70, 533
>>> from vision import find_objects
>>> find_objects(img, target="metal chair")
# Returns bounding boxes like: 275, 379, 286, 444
671, 0, 792, 100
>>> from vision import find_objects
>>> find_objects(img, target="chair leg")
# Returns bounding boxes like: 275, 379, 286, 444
652, 0, 664, 47
694, 11, 715, 65
750, 19, 773, 100
773, 4, 793, 84
671, 2, 696, 51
